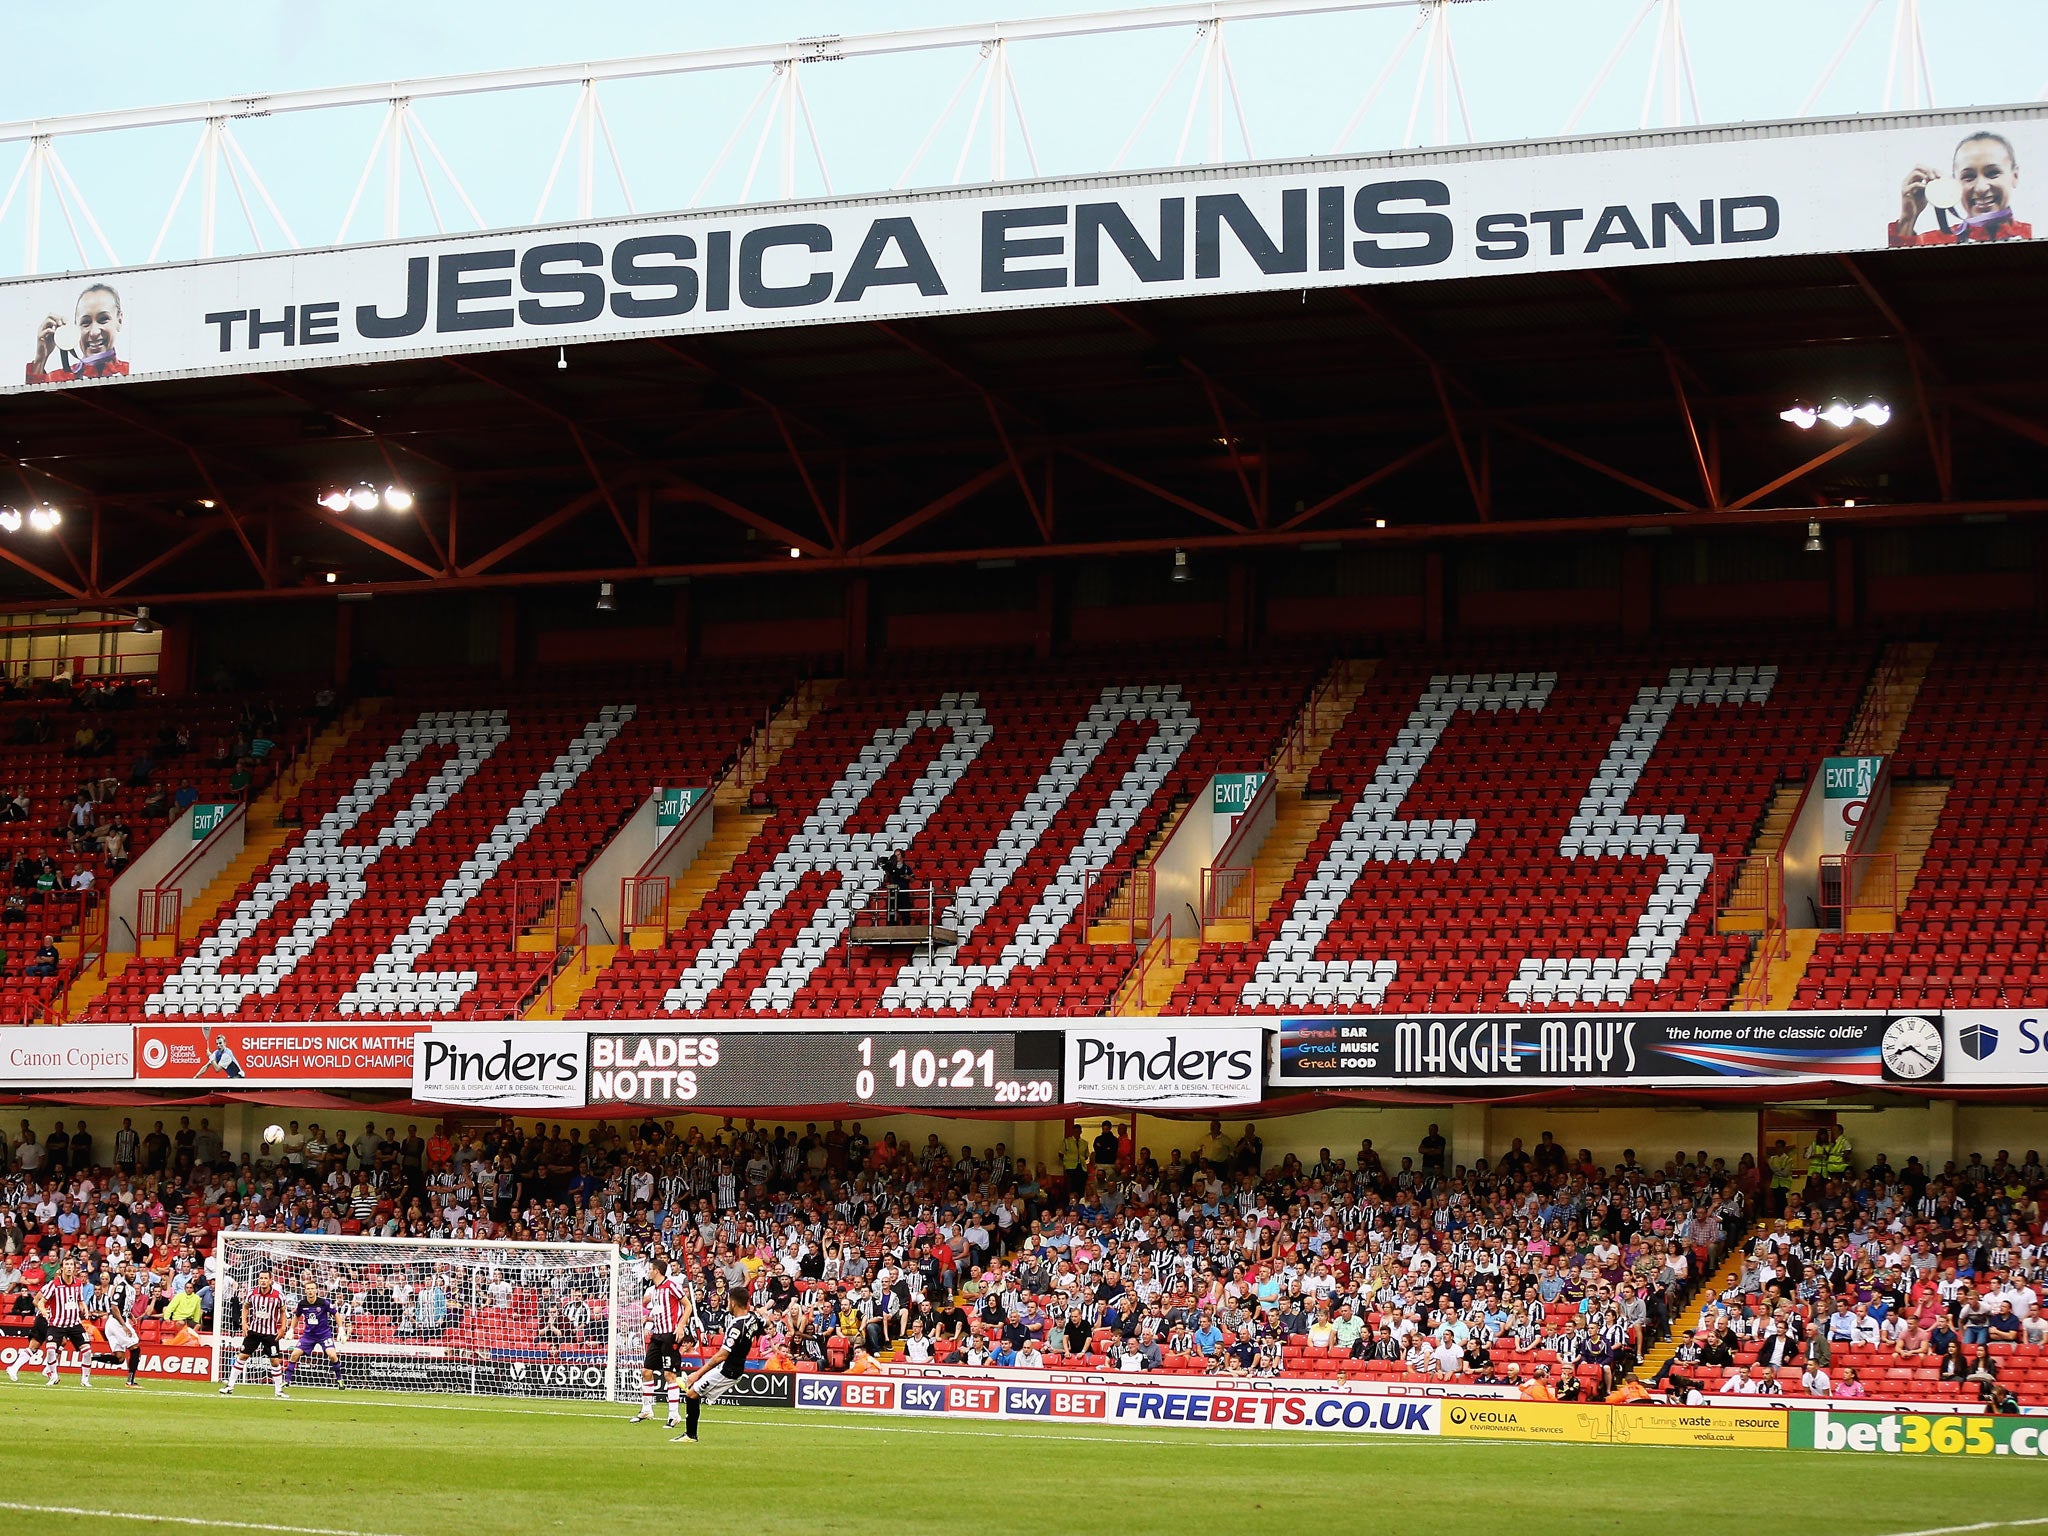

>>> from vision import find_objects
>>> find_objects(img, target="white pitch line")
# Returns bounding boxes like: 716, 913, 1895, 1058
0, 1503, 405, 1536
1872, 1522, 2048, 1536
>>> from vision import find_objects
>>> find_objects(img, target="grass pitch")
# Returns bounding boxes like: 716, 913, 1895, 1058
0, 1379, 2032, 1536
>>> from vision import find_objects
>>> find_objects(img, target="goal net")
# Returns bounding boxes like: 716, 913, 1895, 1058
211, 1231, 632, 1402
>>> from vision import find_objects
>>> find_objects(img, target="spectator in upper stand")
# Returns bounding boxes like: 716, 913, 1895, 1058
66, 721, 95, 757
127, 747, 155, 787
141, 784, 169, 821
101, 821, 130, 871
65, 866, 95, 903
172, 783, 199, 814
1418, 1124, 1448, 1175
25, 934, 59, 977
1092, 1121, 1120, 1178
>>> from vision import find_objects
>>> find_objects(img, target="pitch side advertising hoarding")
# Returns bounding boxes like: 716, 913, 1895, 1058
1792, 1410, 2048, 1456
1063, 1026, 1264, 1108
410, 1029, 590, 1109
792, 1372, 1441, 1434
0, 1025, 134, 1082
3, 109, 2038, 393
1945, 1011, 2048, 1083
135, 1023, 428, 1086
1439, 1399, 1788, 1447
1272, 1013, 1946, 1086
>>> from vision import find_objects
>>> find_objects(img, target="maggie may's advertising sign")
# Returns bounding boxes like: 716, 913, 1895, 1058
1273, 1013, 1945, 1085
1064, 1028, 1264, 1107
2, 110, 2039, 392
411, 1030, 589, 1109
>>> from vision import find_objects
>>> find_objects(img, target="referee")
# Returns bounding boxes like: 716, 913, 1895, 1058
673, 1286, 767, 1444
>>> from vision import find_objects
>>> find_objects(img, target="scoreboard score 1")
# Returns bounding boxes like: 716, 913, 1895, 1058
587, 1030, 1062, 1108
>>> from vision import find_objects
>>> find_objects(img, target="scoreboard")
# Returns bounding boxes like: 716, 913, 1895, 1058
587, 1030, 1063, 1108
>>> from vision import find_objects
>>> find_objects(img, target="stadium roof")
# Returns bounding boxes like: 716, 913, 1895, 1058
3, 230, 2044, 614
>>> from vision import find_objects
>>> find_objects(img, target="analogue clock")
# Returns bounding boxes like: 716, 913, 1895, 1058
1881, 1014, 1943, 1080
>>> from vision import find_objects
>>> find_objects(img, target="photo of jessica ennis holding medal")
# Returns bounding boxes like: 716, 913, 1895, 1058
25, 281, 130, 384
1893, 129, 2031, 246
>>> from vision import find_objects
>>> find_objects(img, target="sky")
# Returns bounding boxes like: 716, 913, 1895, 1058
2, 0, 2045, 273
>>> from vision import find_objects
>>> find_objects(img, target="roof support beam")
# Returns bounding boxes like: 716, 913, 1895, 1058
458, 487, 611, 577
100, 518, 227, 598
1581, 272, 1722, 508
310, 506, 444, 579
1834, 253, 1952, 502
849, 460, 1017, 558
22, 495, 2037, 614
1722, 427, 1875, 511
1496, 421, 1700, 514
1060, 447, 1250, 534
56, 389, 272, 588
1279, 435, 1446, 531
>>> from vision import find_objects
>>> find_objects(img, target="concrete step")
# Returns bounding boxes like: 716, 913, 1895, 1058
523, 944, 618, 1019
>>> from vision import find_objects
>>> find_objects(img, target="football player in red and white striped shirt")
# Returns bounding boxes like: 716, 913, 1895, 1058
628, 1255, 692, 1428
6, 1257, 92, 1387
220, 1271, 291, 1399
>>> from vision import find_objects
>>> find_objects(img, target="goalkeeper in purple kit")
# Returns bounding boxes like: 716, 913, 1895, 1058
286, 1280, 348, 1391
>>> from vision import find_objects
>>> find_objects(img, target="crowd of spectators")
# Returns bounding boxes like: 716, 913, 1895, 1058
2, 1110, 2040, 1405
1668, 1146, 2044, 1410
2, 1111, 1765, 1397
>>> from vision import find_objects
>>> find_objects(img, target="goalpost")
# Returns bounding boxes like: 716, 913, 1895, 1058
211, 1231, 633, 1403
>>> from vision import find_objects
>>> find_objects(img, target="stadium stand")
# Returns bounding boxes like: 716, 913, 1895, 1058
0, 681, 277, 1023
1796, 632, 2048, 1010
577, 653, 1318, 1020
80, 672, 783, 1022
1165, 636, 1874, 1016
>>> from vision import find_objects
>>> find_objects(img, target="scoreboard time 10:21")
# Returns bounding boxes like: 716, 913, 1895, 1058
587, 1030, 1062, 1107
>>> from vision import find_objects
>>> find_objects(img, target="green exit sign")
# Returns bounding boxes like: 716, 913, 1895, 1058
1212, 772, 1268, 814
654, 786, 705, 827
190, 802, 235, 840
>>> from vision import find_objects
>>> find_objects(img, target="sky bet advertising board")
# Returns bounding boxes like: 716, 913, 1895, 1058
793, 1372, 1439, 1435
4, 109, 2039, 393
1274, 1013, 1946, 1086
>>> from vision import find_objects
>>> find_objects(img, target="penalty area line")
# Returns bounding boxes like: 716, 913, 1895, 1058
0, 1503, 407, 1536
1871, 1523, 2048, 1536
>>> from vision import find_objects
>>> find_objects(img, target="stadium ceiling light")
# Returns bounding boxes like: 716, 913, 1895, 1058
316, 487, 351, 513
1804, 519, 1825, 554
787, 547, 801, 559
1818, 399, 1858, 430
595, 580, 617, 612
131, 605, 153, 634
0, 508, 19, 533
557, 346, 568, 371
381, 484, 415, 513
1373, 517, 1388, 529
324, 570, 338, 584
1170, 547, 1191, 584
27, 505, 61, 532
347, 482, 379, 513
1853, 399, 1892, 427
1780, 402, 1819, 430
